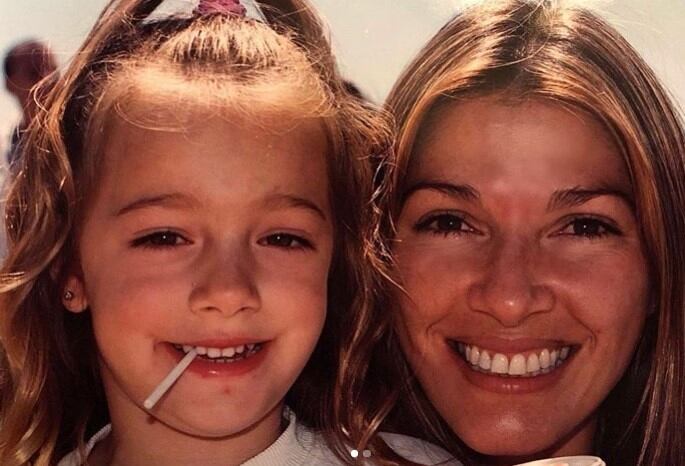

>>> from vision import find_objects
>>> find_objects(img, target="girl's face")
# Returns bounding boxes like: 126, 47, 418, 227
66, 111, 332, 445
394, 97, 649, 459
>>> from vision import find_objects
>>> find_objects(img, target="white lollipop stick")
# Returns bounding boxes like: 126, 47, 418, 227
143, 349, 197, 410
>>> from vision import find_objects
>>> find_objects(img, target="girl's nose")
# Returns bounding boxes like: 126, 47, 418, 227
189, 242, 261, 317
466, 237, 554, 327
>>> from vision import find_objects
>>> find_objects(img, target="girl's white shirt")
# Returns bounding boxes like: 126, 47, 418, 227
58, 409, 462, 465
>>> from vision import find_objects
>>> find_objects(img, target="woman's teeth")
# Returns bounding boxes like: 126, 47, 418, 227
171, 343, 262, 363
453, 342, 572, 377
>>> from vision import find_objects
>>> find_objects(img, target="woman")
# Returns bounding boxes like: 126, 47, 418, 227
376, 1, 685, 464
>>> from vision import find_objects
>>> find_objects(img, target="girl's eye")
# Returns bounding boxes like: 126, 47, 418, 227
258, 233, 312, 250
132, 231, 189, 249
414, 213, 476, 236
558, 217, 621, 238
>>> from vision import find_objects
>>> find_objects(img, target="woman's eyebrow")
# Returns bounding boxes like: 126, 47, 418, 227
547, 186, 635, 211
401, 181, 480, 205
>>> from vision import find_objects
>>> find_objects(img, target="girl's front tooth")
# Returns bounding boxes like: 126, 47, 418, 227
491, 353, 508, 374
526, 353, 541, 373
508, 354, 526, 375
207, 348, 221, 358
196, 346, 208, 355
539, 349, 551, 369
222, 347, 236, 357
469, 346, 481, 365
478, 350, 492, 370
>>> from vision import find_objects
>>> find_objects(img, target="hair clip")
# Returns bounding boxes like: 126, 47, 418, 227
195, 0, 246, 17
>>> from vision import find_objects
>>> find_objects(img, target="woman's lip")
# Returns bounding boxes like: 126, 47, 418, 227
448, 336, 578, 354
452, 350, 570, 394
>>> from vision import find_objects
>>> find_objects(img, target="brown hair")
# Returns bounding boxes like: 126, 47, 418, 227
3, 39, 57, 82
0, 1, 397, 464
378, 1, 685, 465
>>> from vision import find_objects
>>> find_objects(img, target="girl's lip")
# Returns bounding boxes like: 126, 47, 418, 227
163, 341, 270, 378
169, 338, 268, 347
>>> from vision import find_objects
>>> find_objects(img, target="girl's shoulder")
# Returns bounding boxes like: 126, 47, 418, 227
56, 412, 462, 466
379, 431, 462, 465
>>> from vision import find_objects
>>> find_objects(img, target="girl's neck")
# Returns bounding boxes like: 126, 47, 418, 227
93, 389, 286, 466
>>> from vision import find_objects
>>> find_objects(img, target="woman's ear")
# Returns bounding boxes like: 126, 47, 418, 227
62, 273, 88, 313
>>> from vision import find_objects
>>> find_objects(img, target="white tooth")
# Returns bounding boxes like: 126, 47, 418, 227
560, 346, 570, 360
222, 347, 236, 357
478, 351, 491, 370
207, 348, 221, 358
551, 350, 559, 366
182, 345, 193, 353
508, 354, 526, 375
491, 353, 508, 374
469, 346, 480, 365
465, 346, 471, 361
539, 349, 550, 369
196, 346, 207, 355
235, 345, 245, 354
247, 344, 255, 351
526, 353, 540, 373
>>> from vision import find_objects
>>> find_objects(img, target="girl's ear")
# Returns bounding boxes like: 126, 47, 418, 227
62, 273, 88, 313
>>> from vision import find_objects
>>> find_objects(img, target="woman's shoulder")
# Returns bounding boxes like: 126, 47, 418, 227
291, 420, 462, 465
379, 431, 462, 465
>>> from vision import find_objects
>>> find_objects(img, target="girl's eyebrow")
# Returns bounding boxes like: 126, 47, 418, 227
547, 186, 635, 211
401, 181, 480, 205
262, 193, 328, 221
114, 192, 200, 217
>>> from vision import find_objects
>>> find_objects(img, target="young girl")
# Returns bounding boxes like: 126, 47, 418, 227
0, 1, 455, 465
376, 0, 685, 465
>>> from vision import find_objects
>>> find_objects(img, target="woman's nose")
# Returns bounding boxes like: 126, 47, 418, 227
188, 241, 261, 317
466, 237, 554, 327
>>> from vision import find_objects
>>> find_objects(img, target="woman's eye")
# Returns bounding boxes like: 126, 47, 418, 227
414, 213, 475, 236
259, 233, 312, 250
559, 217, 621, 238
132, 231, 189, 249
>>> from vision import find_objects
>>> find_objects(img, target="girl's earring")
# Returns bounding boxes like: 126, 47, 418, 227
64, 290, 75, 301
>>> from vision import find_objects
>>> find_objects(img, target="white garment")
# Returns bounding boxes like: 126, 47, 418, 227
58, 409, 461, 465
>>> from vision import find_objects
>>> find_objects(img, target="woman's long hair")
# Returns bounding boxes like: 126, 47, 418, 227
379, 1, 685, 465
0, 1, 397, 464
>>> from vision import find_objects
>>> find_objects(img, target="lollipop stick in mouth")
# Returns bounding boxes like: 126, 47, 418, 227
143, 348, 197, 410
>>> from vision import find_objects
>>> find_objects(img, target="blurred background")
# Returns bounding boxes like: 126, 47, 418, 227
1, 0, 684, 158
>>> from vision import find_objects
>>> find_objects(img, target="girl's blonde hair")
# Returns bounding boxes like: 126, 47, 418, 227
379, 1, 685, 465
0, 1, 396, 464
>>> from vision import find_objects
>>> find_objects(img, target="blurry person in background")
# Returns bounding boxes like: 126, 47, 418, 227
3, 39, 57, 169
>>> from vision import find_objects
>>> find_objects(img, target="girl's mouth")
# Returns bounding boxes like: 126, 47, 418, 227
448, 340, 577, 378
171, 342, 264, 364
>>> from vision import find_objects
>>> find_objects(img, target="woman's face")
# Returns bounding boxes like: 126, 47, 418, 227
394, 97, 650, 459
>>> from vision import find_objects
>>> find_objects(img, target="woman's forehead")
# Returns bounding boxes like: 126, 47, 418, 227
407, 97, 631, 197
